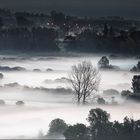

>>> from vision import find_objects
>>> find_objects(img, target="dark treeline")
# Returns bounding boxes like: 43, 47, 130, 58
65, 26, 140, 54
0, 8, 140, 53
44, 108, 140, 140
0, 27, 59, 52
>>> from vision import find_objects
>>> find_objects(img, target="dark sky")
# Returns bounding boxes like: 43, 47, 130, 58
0, 0, 139, 18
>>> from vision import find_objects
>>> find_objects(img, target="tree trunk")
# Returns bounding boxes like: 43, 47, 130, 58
82, 94, 86, 104
78, 94, 80, 104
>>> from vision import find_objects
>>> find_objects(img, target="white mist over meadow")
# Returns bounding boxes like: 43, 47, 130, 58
0, 54, 139, 138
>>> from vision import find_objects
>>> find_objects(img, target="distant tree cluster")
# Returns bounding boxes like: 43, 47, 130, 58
44, 108, 140, 140
0, 99, 25, 106
0, 8, 140, 53
98, 56, 120, 70
0, 27, 59, 51
50, 11, 65, 25
131, 61, 140, 72
132, 75, 140, 95
121, 75, 140, 100
65, 26, 140, 54
16, 15, 34, 27
98, 56, 109, 68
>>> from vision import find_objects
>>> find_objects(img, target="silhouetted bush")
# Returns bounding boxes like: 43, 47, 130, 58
121, 90, 132, 97
33, 69, 41, 72
46, 118, 68, 139
16, 101, 25, 106
64, 123, 89, 140
0, 66, 26, 71
0, 99, 5, 105
97, 97, 106, 104
0, 73, 3, 79
46, 68, 53, 71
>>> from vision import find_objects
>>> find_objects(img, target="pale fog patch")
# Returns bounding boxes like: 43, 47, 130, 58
0, 54, 139, 138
